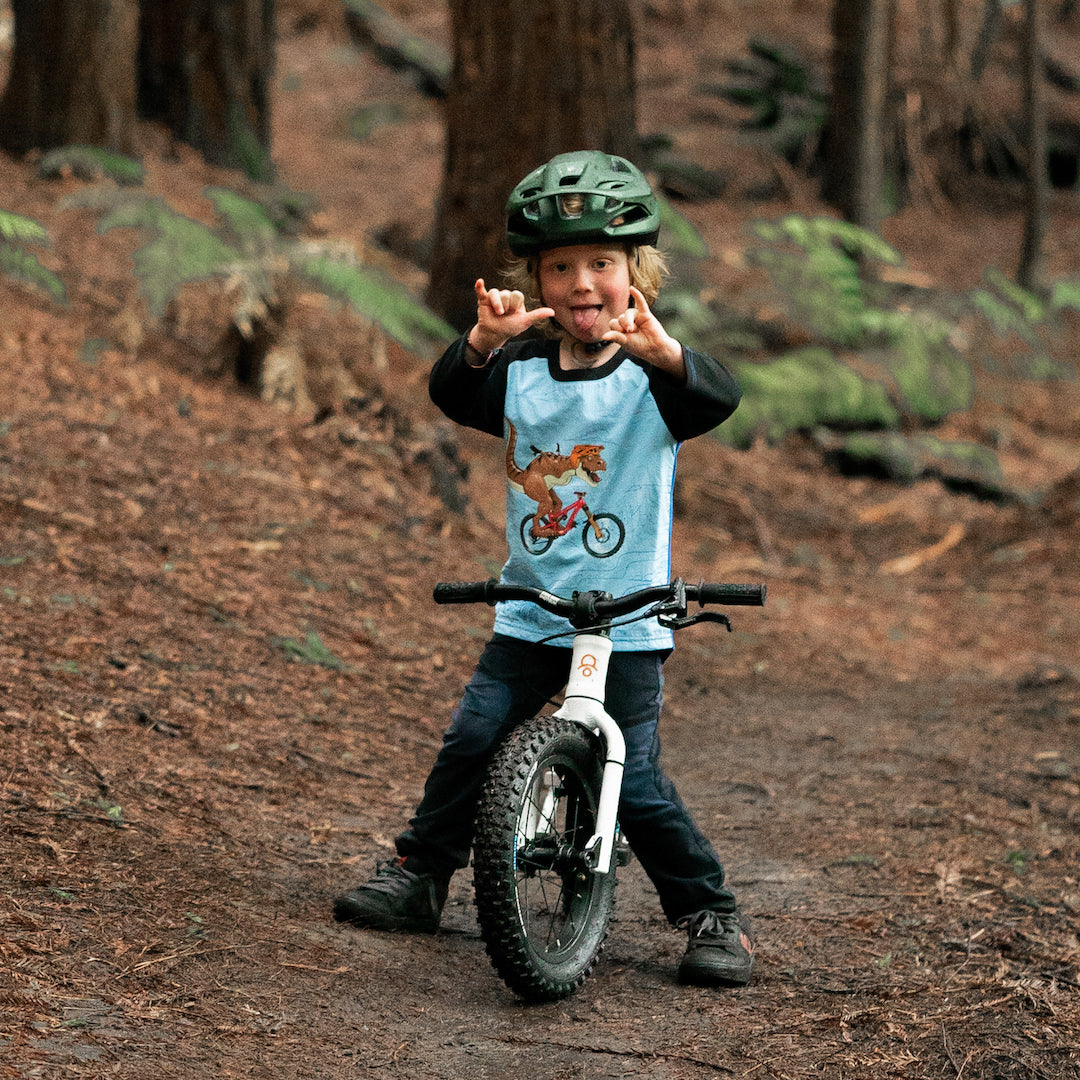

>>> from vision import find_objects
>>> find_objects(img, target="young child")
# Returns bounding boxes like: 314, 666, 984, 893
334, 150, 753, 987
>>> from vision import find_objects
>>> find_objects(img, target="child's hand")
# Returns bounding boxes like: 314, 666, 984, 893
469, 279, 554, 355
604, 286, 685, 377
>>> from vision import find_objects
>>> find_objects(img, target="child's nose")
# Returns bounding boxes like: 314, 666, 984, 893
572, 268, 593, 291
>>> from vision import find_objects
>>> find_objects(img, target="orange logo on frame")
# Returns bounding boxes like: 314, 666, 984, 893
578, 654, 597, 678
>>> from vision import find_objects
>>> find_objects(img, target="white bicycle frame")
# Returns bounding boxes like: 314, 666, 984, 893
549, 631, 625, 876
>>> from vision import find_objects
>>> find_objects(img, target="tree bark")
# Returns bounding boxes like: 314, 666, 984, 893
0, 0, 139, 155
821, 0, 894, 232
138, 0, 276, 180
426, 0, 639, 331
1017, 0, 1048, 291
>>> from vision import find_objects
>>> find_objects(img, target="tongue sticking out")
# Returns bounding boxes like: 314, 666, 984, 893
571, 306, 601, 336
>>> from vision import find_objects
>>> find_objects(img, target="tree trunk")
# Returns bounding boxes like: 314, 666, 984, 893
426, 0, 639, 331
0, 0, 139, 155
1017, 0, 1048, 292
822, 0, 894, 231
138, 0, 276, 181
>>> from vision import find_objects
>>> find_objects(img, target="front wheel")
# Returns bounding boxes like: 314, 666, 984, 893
473, 715, 616, 1001
582, 512, 625, 558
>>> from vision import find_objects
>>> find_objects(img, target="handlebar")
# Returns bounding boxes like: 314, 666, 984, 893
433, 578, 766, 628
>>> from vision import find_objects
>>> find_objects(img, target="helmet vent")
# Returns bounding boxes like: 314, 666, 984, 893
505, 151, 659, 255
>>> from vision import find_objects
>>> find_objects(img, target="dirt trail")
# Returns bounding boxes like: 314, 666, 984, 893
2, 337, 1077, 1077
3, 3, 1080, 1077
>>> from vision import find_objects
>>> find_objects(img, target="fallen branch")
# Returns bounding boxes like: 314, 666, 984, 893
879, 523, 965, 575
341, 0, 450, 98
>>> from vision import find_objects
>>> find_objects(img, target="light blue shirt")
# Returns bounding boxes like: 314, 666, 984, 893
494, 354, 678, 650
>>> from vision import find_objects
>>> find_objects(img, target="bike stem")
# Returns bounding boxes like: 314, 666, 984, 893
552, 632, 625, 876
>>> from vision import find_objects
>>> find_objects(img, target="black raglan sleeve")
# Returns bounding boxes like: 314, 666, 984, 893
428, 335, 508, 438
647, 346, 742, 441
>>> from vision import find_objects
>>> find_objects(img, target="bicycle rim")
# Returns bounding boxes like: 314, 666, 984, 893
473, 715, 616, 1001
581, 512, 624, 558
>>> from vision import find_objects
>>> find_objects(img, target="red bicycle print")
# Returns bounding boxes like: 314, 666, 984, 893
519, 493, 625, 558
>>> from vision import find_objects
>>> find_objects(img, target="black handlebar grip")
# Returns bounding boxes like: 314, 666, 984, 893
432, 579, 497, 605
697, 583, 767, 607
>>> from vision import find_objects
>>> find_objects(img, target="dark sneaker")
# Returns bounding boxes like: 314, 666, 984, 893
676, 910, 754, 987
333, 858, 448, 933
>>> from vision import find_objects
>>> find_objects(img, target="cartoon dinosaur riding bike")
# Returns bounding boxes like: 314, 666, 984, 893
505, 420, 626, 558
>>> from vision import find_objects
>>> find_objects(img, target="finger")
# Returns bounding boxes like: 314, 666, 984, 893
474, 278, 488, 300
628, 286, 649, 317
525, 306, 556, 326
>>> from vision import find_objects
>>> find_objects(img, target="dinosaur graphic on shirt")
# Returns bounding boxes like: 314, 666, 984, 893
505, 419, 605, 539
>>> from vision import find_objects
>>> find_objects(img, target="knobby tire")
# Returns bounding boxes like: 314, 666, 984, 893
473, 714, 616, 1001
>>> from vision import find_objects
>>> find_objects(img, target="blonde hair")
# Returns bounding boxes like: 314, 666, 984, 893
503, 244, 669, 337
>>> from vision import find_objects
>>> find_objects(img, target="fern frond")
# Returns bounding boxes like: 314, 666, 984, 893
0, 242, 68, 303
99, 196, 238, 316
39, 145, 144, 186
983, 266, 1045, 322
657, 195, 709, 259
755, 215, 902, 266
751, 215, 909, 349
0, 209, 49, 245
206, 187, 278, 252
294, 251, 455, 353
1050, 279, 1080, 314
970, 287, 1040, 343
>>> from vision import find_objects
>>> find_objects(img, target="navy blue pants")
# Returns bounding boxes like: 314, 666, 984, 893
395, 634, 737, 923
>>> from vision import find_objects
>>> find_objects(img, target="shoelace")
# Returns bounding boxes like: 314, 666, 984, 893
361, 859, 416, 896
683, 910, 743, 941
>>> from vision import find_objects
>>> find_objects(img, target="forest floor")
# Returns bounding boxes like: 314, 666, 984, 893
3, 2, 1080, 1078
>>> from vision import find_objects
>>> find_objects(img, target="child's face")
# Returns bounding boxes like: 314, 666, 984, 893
537, 244, 631, 344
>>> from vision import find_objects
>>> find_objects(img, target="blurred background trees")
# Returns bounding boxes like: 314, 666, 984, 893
0, 0, 1076, 319
0, 0, 274, 179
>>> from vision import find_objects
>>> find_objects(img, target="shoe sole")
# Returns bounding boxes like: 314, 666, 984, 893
332, 898, 439, 934
677, 956, 753, 988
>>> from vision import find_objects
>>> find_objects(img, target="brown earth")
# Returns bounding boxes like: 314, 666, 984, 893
3, 3, 1080, 1078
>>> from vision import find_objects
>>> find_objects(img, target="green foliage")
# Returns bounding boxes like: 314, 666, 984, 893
707, 38, 827, 162
657, 194, 709, 259
39, 145, 144, 186
272, 630, 347, 671
226, 104, 275, 183
0, 209, 67, 303
970, 267, 1077, 380
1050, 279, 1080, 314
294, 250, 455, 353
92, 186, 454, 352
751, 216, 974, 423
1006, 850, 1035, 876
98, 196, 238, 317
206, 187, 278, 251
752, 215, 903, 348
718, 347, 899, 448
834, 431, 1004, 498
868, 318, 975, 422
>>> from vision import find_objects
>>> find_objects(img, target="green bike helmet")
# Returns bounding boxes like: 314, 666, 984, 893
506, 150, 660, 256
